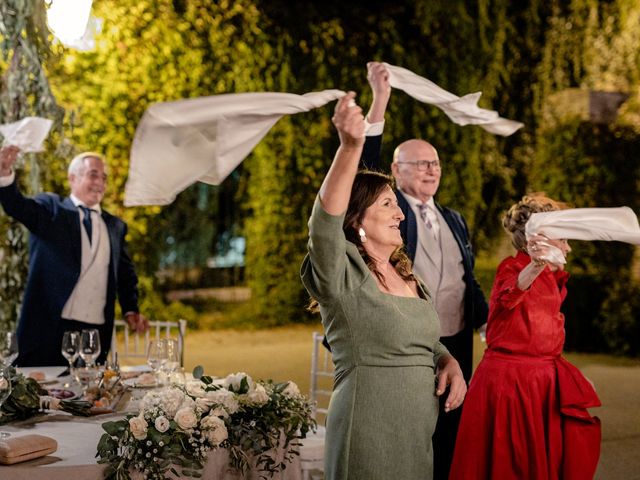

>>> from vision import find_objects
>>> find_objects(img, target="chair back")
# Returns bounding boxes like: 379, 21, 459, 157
111, 319, 187, 366
309, 331, 334, 424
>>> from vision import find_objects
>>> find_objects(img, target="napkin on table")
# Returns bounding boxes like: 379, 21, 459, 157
0, 434, 57, 465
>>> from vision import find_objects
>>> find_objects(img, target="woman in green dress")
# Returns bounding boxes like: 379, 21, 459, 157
301, 92, 467, 480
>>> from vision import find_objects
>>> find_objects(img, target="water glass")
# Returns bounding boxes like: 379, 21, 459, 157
0, 365, 12, 438
162, 339, 180, 374
0, 332, 18, 366
147, 340, 167, 385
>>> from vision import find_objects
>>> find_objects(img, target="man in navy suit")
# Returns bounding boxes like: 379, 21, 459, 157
0, 145, 147, 367
362, 63, 489, 480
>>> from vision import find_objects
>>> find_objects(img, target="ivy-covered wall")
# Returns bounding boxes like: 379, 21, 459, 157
0, 0, 638, 353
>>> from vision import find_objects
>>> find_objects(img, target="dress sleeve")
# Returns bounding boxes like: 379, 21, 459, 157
301, 196, 364, 303
432, 340, 451, 368
491, 259, 529, 310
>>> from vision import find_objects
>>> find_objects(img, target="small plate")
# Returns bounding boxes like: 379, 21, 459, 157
47, 388, 79, 400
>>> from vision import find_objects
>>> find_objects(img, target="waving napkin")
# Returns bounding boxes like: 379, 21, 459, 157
382, 63, 524, 136
124, 90, 344, 206
525, 207, 640, 245
125, 64, 523, 206
0, 117, 53, 153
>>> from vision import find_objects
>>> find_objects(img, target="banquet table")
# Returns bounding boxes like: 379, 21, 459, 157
1, 367, 302, 480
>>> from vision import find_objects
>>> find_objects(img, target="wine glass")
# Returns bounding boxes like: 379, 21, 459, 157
61, 331, 80, 385
147, 340, 167, 386
79, 329, 101, 368
0, 365, 12, 438
0, 332, 18, 366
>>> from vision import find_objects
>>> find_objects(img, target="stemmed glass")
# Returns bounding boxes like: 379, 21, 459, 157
162, 339, 182, 385
79, 329, 101, 368
78, 329, 101, 392
147, 340, 167, 386
61, 331, 80, 385
0, 332, 19, 366
0, 365, 12, 438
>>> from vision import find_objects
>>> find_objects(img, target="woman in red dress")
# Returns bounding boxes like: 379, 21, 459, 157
449, 193, 601, 480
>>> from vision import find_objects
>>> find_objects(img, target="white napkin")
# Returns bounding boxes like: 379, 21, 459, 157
0, 117, 53, 152
124, 90, 344, 206
525, 207, 640, 245
125, 63, 524, 206
383, 62, 524, 136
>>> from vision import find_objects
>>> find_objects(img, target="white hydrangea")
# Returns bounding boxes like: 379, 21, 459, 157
160, 388, 187, 419
205, 389, 239, 414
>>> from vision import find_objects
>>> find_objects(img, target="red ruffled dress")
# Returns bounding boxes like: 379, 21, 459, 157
449, 252, 601, 480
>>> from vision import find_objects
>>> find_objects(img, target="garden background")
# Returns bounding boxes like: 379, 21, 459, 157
1, 0, 639, 356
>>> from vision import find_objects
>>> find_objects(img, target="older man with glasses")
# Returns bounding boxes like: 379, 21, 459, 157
361, 62, 488, 480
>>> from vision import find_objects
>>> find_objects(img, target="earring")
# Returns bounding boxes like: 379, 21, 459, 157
358, 227, 367, 243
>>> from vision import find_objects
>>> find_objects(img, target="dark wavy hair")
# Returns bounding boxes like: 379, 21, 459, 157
309, 170, 414, 312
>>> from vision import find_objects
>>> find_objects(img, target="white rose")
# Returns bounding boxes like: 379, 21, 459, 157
282, 381, 300, 397
129, 415, 148, 440
154, 416, 170, 433
210, 406, 229, 419
186, 381, 206, 398
174, 407, 198, 431
195, 397, 214, 413
201, 415, 228, 446
247, 384, 269, 405
224, 372, 254, 392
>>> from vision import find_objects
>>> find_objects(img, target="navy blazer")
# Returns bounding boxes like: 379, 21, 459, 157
361, 135, 488, 338
0, 179, 139, 366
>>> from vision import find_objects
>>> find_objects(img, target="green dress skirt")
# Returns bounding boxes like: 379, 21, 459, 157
301, 198, 449, 480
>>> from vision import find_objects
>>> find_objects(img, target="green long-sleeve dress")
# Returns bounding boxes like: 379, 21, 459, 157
301, 198, 449, 480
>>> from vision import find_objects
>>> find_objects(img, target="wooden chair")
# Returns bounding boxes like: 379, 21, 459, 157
111, 319, 187, 366
300, 331, 334, 480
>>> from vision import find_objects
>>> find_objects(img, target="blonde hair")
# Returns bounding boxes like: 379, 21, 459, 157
502, 192, 570, 252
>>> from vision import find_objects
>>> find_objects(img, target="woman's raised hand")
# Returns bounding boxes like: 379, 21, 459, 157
332, 92, 365, 149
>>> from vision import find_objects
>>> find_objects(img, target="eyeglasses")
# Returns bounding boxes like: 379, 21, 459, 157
396, 160, 441, 171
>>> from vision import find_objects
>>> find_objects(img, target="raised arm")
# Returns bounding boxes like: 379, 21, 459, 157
361, 62, 390, 171
318, 92, 366, 215
365, 62, 391, 124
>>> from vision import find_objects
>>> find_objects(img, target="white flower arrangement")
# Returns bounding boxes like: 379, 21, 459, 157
97, 369, 315, 479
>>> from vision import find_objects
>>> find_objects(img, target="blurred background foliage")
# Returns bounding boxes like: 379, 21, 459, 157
1, 0, 639, 354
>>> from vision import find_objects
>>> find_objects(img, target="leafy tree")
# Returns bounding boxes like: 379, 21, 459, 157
0, 0, 65, 333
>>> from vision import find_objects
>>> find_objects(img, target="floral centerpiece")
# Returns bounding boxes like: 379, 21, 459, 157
0, 367, 93, 424
96, 368, 316, 480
